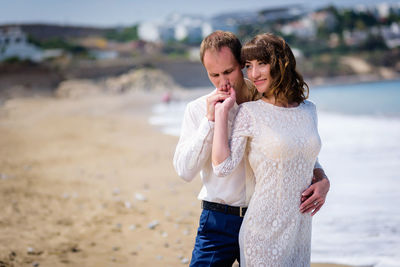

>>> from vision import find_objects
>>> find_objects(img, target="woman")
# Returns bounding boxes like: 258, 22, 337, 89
212, 33, 321, 266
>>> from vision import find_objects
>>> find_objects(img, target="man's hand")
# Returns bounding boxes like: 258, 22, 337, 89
206, 85, 231, 121
300, 169, 330, 216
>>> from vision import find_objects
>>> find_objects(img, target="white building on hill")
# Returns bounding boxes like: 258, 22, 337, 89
138, 14, 213, 43
0, 26, 43, 62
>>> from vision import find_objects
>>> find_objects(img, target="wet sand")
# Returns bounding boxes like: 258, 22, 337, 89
0, 91, 353, 266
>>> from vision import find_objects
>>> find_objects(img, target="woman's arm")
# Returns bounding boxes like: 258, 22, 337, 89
212, 86, 236, 165
212, 86, 252, 177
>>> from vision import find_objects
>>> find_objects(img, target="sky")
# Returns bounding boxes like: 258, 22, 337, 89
1, 0, 399, 27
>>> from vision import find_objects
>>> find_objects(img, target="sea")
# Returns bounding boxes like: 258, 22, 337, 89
149, 79, 400, 267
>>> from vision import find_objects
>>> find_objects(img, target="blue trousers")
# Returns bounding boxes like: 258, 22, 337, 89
190, 209, 243, 267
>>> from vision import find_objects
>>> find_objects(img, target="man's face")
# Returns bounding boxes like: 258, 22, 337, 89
203, 46, 244, 92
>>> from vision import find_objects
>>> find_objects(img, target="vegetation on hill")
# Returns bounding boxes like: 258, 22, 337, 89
105, 25, 139, 42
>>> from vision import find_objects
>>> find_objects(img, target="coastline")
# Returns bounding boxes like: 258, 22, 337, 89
307, 73, 400, 88
0, 89, 357, 266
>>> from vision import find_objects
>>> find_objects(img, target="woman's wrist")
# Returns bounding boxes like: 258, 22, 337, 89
215, 105, 230, 119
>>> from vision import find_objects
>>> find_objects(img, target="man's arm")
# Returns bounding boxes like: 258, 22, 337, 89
300, 166, 330, 216
173, 102, 214, 182
173, 90, 230, 181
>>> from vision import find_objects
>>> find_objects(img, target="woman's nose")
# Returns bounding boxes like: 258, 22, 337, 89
251, 66, 260, 79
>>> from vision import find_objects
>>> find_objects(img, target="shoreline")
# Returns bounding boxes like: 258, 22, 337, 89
307, 73, 400, 88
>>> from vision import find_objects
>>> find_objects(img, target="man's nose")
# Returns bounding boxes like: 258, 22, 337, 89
219, 77, 230, 90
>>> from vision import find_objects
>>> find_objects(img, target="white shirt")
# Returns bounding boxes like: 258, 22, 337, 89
173, 90, 254, 206
173, 90, 322, 207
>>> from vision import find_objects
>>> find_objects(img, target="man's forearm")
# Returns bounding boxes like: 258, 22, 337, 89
173, 117, 214, 181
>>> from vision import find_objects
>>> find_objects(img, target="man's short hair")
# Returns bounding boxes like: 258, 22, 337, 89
200, 30, 242, 65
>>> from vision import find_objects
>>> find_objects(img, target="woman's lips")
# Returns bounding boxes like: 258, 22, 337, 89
254, 79, 266, 86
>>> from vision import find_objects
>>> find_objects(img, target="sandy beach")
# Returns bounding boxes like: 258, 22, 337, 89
0, 91, 353, 267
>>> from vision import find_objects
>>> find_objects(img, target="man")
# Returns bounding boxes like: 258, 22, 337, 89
173, 31, 330, 266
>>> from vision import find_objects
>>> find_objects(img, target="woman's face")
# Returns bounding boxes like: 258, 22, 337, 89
245, 60, 272, 94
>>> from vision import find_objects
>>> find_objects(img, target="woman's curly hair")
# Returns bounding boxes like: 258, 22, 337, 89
241, 33, 309, 105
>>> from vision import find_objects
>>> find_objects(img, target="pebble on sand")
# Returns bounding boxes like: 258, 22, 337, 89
0, 173, 11, 180
147, 220, 159, 229
135, 193, 147, 201
181, 258, 189, 264
124, 201, 132, 209
113, 188, 121, 195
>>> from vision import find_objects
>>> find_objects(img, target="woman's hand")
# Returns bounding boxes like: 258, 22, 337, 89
206, 89, 231, 122
215, 81, 236, 117
212, 81, 236, 166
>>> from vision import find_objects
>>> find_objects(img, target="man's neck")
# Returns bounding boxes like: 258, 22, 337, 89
235, 79, 248, 105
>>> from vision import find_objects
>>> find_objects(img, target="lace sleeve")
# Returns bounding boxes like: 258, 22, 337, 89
213, 104, 253, 177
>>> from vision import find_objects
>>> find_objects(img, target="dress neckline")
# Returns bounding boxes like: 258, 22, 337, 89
258, 99, 306, 110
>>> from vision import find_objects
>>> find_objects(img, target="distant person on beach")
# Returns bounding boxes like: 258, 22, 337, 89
212, 32, 324, 266
173, 30, 330, 266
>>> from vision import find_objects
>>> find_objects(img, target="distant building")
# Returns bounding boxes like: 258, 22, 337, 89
138, 13, 236, 43
343, 29, 369, 46
281, 17, 316, 38
138, 22, 162, 43
138, 14, 212, 43
376, 3, 391, 19
381, 23, 400, 48
311, 10, 337, 31
0, 26, 43, 62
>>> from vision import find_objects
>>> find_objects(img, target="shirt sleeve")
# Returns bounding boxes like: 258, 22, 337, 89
314, 158, 322, 169
213, 105, 253, 177
173, 101, 214, 182
310, 101, 323, 170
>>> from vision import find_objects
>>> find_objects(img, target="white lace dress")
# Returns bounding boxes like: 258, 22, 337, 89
213, 99, 321, 267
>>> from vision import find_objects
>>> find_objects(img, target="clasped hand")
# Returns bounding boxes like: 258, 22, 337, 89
206, 81, 236, 121
215, 81, 236, 115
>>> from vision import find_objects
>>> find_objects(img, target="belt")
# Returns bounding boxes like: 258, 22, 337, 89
202, 200, 247, 217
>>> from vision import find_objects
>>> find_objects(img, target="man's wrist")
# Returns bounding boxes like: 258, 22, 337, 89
312, 168, 329, 183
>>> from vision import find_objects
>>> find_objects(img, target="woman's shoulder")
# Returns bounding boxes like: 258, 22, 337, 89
239, 99, 262, 109
303, 99, 316, 109
236, 101, 260, 119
